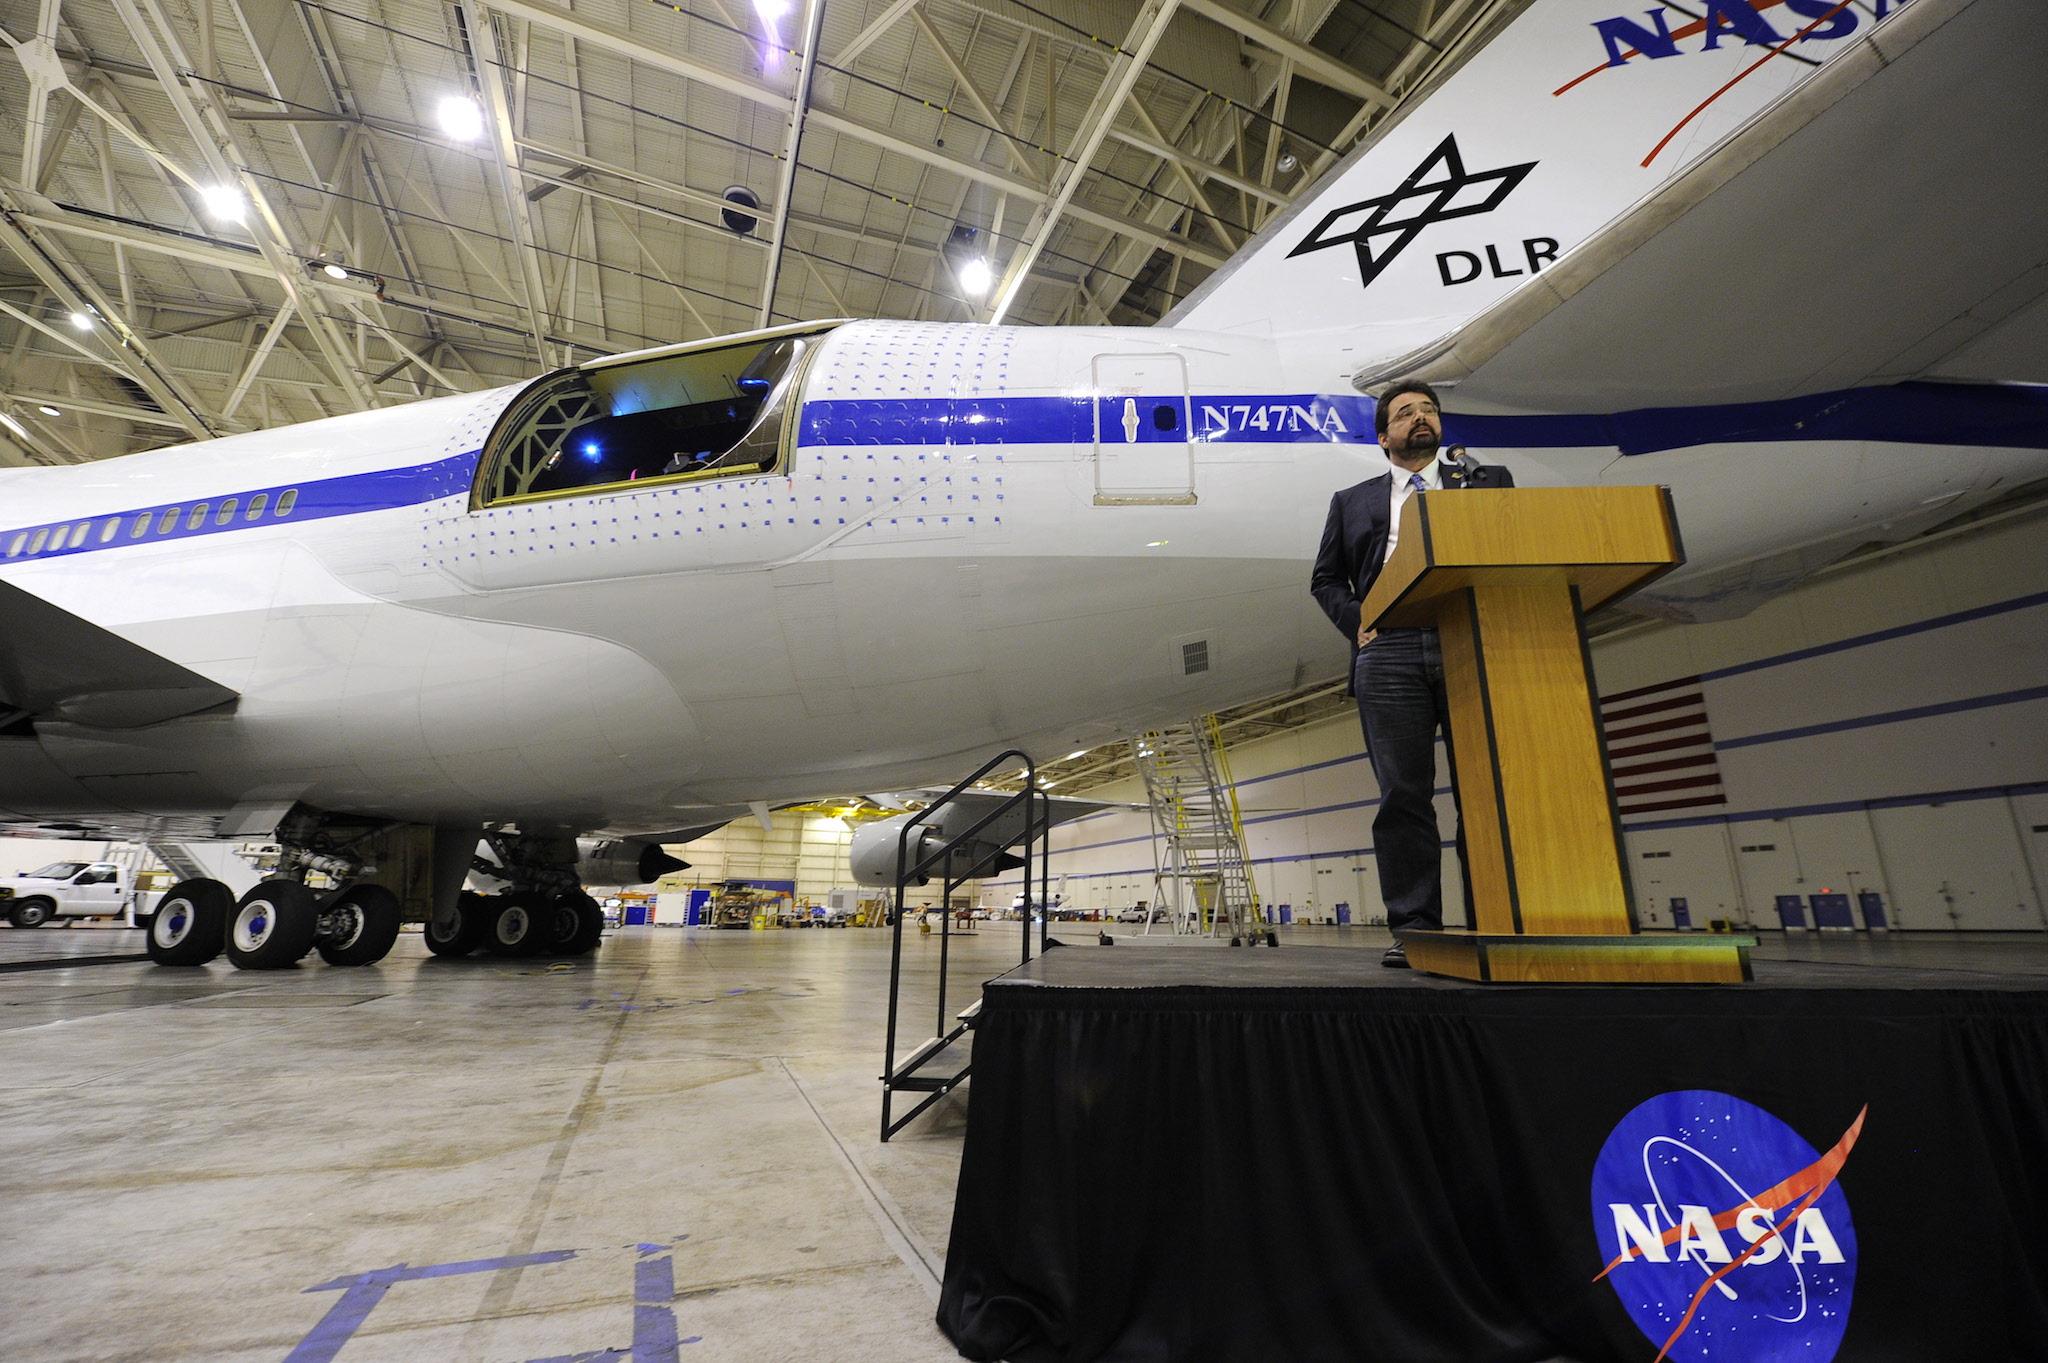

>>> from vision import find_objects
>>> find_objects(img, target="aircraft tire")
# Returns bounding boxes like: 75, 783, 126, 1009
8, 898, 55, 928
554, 892, 605, 956
483, 892, 552, 957
145, 879, 231, 966
424, 892, 488, 958
317, 884, 403, 966
225, 880, 319, 970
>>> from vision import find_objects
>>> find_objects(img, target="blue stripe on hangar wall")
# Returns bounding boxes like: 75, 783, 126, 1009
996, 590, 2048, 884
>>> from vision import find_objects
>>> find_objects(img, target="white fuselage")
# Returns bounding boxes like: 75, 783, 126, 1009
1, 318, 2042, 838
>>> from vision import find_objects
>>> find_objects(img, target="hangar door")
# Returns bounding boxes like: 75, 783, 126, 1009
1092, 353, 1194, 505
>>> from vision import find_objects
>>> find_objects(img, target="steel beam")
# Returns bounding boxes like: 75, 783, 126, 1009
909, 5, 1044, 185
478, 0, 1220, 271
1127, 97, 1241, 251
17, 0, 66, 190
0, 191, 219, 437
107, 0, 375, 409
1180, 0, 1390, 106
1106, 119, 1287, 208
756, 0, 827, 326
1, 385, 188, 427
222, 299, 293, 418
335, 294, 464, 393
466, 6, 556, 366
833, 0, 921, 66
988, 0, 1185, 323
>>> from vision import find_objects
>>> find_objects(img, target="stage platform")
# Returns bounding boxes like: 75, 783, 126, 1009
936, 939, 2048, 1363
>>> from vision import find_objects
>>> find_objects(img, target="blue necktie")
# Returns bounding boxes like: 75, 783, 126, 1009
1409, 473, 1426, 492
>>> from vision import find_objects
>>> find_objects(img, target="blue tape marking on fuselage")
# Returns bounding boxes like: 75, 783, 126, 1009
0, 448, 479, 566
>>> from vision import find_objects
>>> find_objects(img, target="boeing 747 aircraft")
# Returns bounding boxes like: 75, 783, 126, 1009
1, 0, 2041, 968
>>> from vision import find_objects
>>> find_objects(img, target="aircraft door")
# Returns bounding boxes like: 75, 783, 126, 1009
1092, 354, 1194, 505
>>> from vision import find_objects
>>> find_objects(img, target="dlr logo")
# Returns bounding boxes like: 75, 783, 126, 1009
1610, 1202, 1848, 1266
1437, 236, 1558, 286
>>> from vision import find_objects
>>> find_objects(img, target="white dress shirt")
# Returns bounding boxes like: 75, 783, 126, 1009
1382, 456, 1442, 565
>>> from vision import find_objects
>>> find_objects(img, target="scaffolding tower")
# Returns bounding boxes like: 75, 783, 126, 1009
1130, 716, 1268, 944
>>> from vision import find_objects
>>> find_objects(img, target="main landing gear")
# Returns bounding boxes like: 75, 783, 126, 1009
423, 888, 603, 961
423, 831, 606, 961
143, 822, 607, 970
147, 876, 404, 970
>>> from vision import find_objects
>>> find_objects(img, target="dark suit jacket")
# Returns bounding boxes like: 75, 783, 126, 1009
1309, 456, 1516, 674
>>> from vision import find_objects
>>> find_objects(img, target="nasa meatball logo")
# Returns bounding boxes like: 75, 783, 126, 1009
1590, 1091, 1867, 1362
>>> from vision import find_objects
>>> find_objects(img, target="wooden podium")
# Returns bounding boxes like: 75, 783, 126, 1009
1360, 486, 1754, 984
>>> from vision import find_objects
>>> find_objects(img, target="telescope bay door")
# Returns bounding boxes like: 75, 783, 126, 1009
1092, 353, 1195, 505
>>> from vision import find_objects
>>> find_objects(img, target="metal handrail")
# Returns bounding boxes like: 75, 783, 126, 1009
880, 751, 1049, 1141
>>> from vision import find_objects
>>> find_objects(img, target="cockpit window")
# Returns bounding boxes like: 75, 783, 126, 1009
472, 325, 833, 509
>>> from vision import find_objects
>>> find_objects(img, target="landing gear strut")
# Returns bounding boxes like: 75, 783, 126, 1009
458, 833, 607, 960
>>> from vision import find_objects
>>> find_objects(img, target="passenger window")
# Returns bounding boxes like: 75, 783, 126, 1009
100, 518, 120, 543
157, 509, 179, 534
245, 493, 268, 519
275, 489, 298, 516
130, 513, 150, 538
28, 529, 48, 553
6, 532, 24, 557
217, 498, 238, 525
187, 504, 209, 531
473, 325, 833, 508
68, 524, 89, 548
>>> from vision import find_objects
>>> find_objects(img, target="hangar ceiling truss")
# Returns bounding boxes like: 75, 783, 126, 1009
0, 0, 1503, 462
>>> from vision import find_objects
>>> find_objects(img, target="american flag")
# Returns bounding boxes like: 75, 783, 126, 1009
1597, 676, 1728, 816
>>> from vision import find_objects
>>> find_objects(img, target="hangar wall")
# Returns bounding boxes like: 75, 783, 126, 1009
992, 504, 2048, 933
665, 811, 861, 905
0, 839, 116, 878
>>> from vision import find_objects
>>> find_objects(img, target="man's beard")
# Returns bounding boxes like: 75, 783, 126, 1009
1397, 428, 1440, 459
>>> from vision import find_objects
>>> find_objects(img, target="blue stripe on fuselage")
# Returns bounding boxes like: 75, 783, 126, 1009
799, 379, 2048, 455
4, 380, 2045, 567
0, 450, 478, 566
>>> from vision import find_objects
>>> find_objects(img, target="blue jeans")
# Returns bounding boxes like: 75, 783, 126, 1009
1354, 628, 1468, 934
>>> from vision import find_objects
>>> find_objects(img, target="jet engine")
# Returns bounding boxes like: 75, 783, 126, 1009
576, 838, 687, 886
849, 808, 1028, 888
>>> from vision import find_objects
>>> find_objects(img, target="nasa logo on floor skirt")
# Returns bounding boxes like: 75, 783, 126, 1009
1589, 1090, 1867, 1362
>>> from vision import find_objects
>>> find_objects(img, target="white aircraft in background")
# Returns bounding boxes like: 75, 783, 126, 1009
1, 0, 2041, 969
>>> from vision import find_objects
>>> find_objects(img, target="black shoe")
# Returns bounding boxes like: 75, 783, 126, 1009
1381, 943, 1410, 969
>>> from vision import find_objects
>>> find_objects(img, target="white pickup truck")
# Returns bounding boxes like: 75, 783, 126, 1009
0, 861, 134, 928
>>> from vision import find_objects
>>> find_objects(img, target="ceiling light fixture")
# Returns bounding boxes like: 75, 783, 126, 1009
322, 261, 349, 280
37, 404, 62, 416
942, 223, 994, 300
956, 255, 993, 298
200, 183, 246, 224
437, 95, 485, 141
68, 310, 93, 330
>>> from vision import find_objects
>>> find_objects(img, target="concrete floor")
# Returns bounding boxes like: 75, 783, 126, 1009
0, 921, 1065, 1363
4, 921, 2045, 1362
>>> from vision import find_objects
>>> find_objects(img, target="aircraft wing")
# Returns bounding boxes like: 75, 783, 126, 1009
874, 789, 1125, 829
0, 580, 238, 728
1382, 0, 2048, 414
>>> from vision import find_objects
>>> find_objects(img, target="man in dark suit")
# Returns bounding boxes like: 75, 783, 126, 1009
1309, 379, 1515, 967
